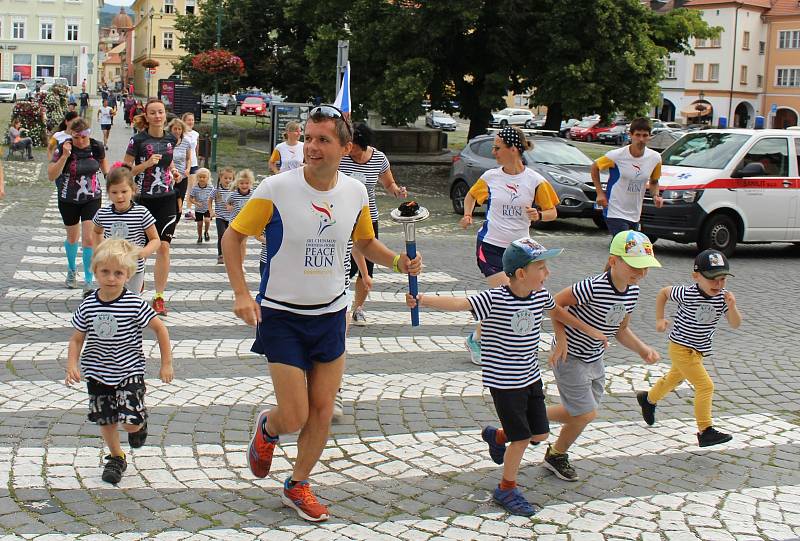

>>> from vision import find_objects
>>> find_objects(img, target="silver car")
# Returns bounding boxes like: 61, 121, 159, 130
449, 134, 608, 229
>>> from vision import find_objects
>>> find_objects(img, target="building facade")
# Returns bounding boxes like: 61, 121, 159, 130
0, 0, 102, 91
98, 8, 134, 91
762, 0, 800, 128
131, 0, 198, 99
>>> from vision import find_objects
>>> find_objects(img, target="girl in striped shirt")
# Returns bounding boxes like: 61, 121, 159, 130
226, 169, 255, 264
212, 166, 235, 264
65, 239, 173, 485
92, 164, 160, 295
638, 249, 742, 448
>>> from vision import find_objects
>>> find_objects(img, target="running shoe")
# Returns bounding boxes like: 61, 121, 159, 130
543, 444, 578, 481
217, 255, 224, 264
636, 391, 656, 426
697, 426, 732, 447
247, 410, 278, 478
196, 236, 202, 244
152, 297, 167, 316
82, 281, 95, 298
481, 425, 506, 464
281, 477, 330, 522
332, 392, 344, 420
493, 486, 538, 516
351, 308, 367, 327
465, 331, 481, 366
128, 419, 148, 449
101, 454, 127, 484
65, 269, 78, 289
204, 231, 210, 241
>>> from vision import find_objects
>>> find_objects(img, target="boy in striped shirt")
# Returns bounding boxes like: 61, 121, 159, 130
545, 231, 661, 482
407, 238, 607, 516
637, 249, 742, 447
65, 239, 173, 485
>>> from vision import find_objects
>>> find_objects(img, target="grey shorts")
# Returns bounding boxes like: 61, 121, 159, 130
552, 353, 605, 416
126, 270, 145, 295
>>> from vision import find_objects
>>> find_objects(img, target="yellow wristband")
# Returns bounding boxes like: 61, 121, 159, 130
392, 254, 402, 273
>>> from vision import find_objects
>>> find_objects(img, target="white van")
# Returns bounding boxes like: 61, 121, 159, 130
640, 129, 800, 255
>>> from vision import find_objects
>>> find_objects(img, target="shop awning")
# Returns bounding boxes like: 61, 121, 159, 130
681, 102, 712, 118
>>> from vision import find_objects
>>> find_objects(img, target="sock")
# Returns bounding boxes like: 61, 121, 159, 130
82, 247, 94, 283
64, 241, 79, 271
261, 417, 278, 440
549, 443, 565, 456
499, 478, 516, 491
495, 429, 507, 445
154, 292, 164, 300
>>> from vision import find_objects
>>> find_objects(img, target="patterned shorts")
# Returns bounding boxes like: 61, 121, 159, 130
87, 375, 147, 426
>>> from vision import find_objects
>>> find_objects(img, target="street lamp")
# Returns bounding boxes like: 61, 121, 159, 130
698, 90, 705, 102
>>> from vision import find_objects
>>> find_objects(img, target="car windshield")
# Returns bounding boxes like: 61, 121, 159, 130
577, 120, 596, 128
0, 83, 16, 89
496, 108, 513, 116
433, 111, 451, 119
244, 97, 262, 104
661, 132, 750, 169
526, 140, 593, 166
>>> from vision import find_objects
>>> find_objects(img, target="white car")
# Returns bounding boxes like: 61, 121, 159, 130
0, 81, 30, 102
490, 108, 534, 128
425, 110, 457, 131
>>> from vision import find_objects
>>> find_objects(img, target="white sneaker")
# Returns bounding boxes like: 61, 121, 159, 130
351, 308, 367, 327
65, 269, 78, 289
332, 392, 344, 420
465, 332, 482, 366
82, 281, 96, 298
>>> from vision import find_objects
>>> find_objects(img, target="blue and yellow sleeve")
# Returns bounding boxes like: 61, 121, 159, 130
595, 156, 615, 171
650, 162, 662, 181
231, 198, 274, 237
468, 178, 489, 204
352, 206, 375, 242
534, 181, 560, 210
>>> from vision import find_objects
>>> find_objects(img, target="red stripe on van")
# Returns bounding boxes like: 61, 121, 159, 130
670, 178, 800, 190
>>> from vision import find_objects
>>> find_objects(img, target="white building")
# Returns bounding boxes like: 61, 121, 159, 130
0, 0, 103, 91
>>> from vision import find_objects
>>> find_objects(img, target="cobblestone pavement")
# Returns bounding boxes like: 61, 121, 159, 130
0, 110, 799, 540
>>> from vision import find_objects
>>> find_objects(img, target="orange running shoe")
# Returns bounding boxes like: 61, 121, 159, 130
281, 477, 329, 522
247, 410, 277, 478
152, 297, 167, 316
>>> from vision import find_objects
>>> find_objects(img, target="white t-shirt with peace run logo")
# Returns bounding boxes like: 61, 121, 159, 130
565, 271, 640, 363
99, 106, 114, 125
595, 146, 662, 223
271, 142, 305, 173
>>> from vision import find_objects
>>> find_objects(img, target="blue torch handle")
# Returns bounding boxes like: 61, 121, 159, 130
406, 240, 419, 326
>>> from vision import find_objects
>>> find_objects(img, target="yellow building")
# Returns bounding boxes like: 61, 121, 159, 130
762, 0, 800, 128
131, 0, 199, 98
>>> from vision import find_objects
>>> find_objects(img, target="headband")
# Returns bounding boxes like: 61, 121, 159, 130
498, 126, 526, 155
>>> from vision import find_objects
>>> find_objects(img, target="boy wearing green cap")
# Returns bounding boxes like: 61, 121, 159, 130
544, 230, 662, 482
407, 237, 607, 516
637, 249, 742, 447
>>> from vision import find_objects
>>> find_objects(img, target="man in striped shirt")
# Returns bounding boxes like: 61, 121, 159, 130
638, 249, 742, 447
545, 231, 662, 482
406, 237, 607, 516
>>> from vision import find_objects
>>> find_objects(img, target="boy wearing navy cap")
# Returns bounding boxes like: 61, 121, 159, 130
407, 237, 606, 516
637, 249, 742, 447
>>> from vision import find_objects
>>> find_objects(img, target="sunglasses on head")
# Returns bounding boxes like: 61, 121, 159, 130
309, 105, 353, 134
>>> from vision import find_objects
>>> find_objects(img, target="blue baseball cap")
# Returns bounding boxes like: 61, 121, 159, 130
502, 237, 563, 276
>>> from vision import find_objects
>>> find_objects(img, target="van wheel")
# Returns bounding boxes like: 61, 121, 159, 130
451, 180, 469, 214
699, 214, 737, 256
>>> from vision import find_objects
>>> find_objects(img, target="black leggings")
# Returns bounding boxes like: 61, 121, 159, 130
216, 217, 229, 256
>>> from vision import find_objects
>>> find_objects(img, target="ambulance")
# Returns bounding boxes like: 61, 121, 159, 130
640, 129, 800, 255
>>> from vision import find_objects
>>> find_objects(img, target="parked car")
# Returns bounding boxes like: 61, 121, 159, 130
0, 81, 30, 102
651, 120, 684, 134
559, 119, 580, 138
490, 108, 534, 128
569, 119, 614, 142
449, 134, 608, 228
640, 128, 800, 255
201, 94, 237, 115
597, 125, 630, 146
236, 90, 270, 105
425, 110, 457, 131
39, 76, 71, 93
239, 96, 268, 116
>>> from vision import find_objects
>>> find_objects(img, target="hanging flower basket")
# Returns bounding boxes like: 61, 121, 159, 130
142, 58, 160, 69
191, 49, 244, 75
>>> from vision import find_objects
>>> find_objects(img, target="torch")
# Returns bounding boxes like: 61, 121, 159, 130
390, 201, 430, 326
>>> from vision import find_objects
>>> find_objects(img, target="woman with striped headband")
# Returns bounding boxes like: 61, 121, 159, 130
459, 126, 560, 365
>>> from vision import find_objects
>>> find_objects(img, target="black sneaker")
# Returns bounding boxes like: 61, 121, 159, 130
101, 454, 127, 484
543, 444, 578, 481
128, 419, 148, 449
637, 391, 656, 426
204, 231, 210, 241
697, 426, 732, 447
196, 237, 202, 244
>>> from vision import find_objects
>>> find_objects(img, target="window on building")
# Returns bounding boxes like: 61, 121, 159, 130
757, 74, 763, 87
778, 30, 800, 49
163, 32, 173, 50
40, 21, 53, 40
59, 56, 77, 85
759, 41, 765, 55
743, 31, 750, 50
666, 59, 677, 79
711, 36, 721, 48
153, 35, 157, 49
164, 0, 174, 14
740, 65, 748, 85
13, 20, 26, 40
777, 68, 800, 87
709, 64, 720, 82
693, 63, 704, 81
36, 55, 55, 77
695, 37, 708, 48
185, 0, 195, 14
12, 54, 32, 80
66, 23, 79, 41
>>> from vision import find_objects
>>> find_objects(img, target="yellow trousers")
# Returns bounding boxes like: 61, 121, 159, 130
647, 341, 714, 431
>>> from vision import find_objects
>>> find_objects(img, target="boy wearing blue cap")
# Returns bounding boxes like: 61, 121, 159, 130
637, 249, 742, 447
407, 237, 606, 516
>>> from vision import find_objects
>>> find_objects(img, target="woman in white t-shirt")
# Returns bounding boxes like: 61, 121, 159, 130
97, 99, 115, 150
268, 121, 304, 173
181, 112, 200, 203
